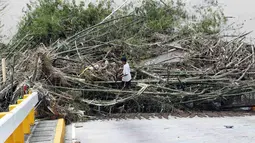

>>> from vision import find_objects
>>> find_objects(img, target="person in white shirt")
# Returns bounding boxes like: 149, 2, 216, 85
120, 57, 131, 89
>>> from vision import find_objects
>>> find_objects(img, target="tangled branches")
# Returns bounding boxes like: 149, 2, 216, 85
0, 0, 253, 122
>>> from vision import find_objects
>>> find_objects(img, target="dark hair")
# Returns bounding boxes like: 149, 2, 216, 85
121, 57, 127, 62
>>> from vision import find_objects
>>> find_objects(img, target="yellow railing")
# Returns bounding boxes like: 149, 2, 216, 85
0, 92, 38, 143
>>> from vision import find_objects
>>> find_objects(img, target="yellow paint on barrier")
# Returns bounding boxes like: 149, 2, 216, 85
9, 105, 17, 111
9, 104, 31, 135
17, 99, 23, 104
0, 112, 8, 118
23, 94, 35, 125
24, 94, 30, 99
9, 104, 26, 142
0, 93, 37, 143
0, 112, 15, 143
28, 89, 32, 94
54, 119, 66, 143
4, 135, 14, 143
23, 115, 31, 134
13, 123, 24, 143
29, 108, 35, 125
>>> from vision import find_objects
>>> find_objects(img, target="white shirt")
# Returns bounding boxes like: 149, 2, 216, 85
122, 63, 131, 82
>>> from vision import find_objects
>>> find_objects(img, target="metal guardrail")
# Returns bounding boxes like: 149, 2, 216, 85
0, 92, 38, 143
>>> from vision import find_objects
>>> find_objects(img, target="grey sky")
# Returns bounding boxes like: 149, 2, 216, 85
1, 0, 255, 43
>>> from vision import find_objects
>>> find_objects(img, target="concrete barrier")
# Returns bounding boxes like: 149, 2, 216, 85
0, 92, 38, 143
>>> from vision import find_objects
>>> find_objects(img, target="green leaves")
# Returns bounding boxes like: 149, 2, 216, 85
13, 0, 226, 49
190, 0, 226, 35
16, 0, 112, 46
133, 0, 188, 32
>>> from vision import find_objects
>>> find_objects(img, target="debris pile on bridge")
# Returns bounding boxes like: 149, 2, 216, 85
1, 13, 255, 121
1, 29, 255, 121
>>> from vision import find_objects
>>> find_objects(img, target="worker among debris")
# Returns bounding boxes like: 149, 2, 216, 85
120, 56, 131, 89
23, 82, 30, 94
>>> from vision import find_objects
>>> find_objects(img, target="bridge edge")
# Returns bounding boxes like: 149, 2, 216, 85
54, 118, 66, 143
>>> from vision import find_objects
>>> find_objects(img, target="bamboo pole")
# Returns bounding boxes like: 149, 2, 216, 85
2, 58, 6, 84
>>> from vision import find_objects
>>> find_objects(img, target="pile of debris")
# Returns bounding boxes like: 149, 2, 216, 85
0, 15, 255, 122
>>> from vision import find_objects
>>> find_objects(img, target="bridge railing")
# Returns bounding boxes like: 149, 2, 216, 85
0, 92, 38, 143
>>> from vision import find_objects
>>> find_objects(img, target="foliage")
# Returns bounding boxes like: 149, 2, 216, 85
134, 0, 187, 32
16, 0, 112, 45
118, 0, 226, 37
12, 0, 226, 49
191, 0, 227, 34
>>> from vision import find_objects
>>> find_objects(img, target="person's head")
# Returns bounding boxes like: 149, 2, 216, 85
121, 57, 127, 65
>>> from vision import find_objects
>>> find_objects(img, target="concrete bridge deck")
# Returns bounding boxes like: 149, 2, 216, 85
65, 116, 255, 143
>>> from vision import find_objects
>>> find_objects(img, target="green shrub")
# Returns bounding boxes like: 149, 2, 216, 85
16, 0, 112, 45
12, 0, 226, 49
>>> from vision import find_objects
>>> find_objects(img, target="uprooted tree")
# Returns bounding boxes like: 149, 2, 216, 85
1, 0, 254, 122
